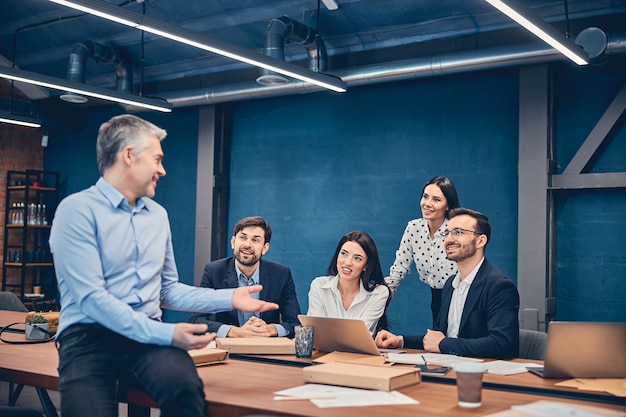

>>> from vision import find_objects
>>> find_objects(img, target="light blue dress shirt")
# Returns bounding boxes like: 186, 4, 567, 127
49, 178, 234, 346
236, 265, 260, 326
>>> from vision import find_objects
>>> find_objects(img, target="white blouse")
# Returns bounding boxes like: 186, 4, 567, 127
307, 275, 389, 336
386, 218, 457, 293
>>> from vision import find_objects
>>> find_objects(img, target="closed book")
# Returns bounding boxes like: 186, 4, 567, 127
188, 348, 229, 366
302, 362, 421, 391
216, 337, 295, 354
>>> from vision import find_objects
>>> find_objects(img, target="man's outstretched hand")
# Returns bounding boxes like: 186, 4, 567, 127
232, 284, 279, 313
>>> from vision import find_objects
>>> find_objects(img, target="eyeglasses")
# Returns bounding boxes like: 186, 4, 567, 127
439, 228, 482, 239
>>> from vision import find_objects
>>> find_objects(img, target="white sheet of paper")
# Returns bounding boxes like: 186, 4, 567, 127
275, 383, 370, 398
511, 401, 605, 417
312, 390, 419, 408
386, 352, 483, 366
484, 360, 541, 375
274, 384, 419, 408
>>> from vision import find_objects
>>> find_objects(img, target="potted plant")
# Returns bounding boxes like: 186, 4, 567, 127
25, 314, 50, 340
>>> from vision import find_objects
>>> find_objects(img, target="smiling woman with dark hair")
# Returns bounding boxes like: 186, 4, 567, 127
307, 231, 390, 336
386, 176, 460, 326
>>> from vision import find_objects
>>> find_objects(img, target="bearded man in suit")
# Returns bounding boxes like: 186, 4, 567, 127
376, 208, 519, 359
190, 216, 301, 338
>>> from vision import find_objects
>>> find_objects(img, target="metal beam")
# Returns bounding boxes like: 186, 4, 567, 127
550, 172, 626, 189
517, 65, 551, 331
193, 106, 216, 285
563, 82, 626, 174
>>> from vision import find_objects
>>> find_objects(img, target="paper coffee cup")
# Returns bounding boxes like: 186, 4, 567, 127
454, 362, 485, 408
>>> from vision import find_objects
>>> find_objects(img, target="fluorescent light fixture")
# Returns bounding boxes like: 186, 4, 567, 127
48, 0, 347, 93
484, 0, 587, 65
0, 66, 172, 112
321, 0, 339, 11
0, 111, 42, 128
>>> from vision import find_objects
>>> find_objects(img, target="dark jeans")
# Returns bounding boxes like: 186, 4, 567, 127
431, 287, 443, 328
57, 324, 207, 417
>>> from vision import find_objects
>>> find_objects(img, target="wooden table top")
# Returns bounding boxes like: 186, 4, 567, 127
3, 311, 625, 417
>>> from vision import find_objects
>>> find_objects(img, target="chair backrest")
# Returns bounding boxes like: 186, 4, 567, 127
519, 329, 548, 360
0, 291, 28, 312
0, 405, 44, 417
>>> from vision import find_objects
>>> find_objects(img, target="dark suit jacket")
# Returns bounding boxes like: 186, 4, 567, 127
404, 259, 519, 359
188, 257, 301, 337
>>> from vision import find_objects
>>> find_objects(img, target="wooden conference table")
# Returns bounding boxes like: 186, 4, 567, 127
1, 311, 625, 417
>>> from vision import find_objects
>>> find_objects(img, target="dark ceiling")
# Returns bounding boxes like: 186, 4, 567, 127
1, 0, 626, 111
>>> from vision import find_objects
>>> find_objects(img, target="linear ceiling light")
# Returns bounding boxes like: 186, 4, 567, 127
483, 0, 588, 65
0, 66, 172, 112
0, 111, 42, 128
47, 0, 347, 93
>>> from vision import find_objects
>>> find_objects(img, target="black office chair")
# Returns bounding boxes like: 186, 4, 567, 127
0, 405, 43, 417
0, 292, 29, 312
519, 329, 548, 360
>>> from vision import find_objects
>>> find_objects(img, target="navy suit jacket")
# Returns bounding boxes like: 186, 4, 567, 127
188, 257, 301, 337
404, 259, 519, 359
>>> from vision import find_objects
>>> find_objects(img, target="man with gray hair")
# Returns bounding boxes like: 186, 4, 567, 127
50, 114, 278, 417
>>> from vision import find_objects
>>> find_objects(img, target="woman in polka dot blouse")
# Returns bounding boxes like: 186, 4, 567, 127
385, 176, 460, 326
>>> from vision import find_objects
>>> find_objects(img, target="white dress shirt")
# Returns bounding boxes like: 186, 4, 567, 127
307, 275, 389, 336
446, 257, 485, 338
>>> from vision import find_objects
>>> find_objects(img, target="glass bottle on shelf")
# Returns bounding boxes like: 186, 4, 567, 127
28, 202, 37, 225
17, 202, 24, 225
9, 203, 16, 224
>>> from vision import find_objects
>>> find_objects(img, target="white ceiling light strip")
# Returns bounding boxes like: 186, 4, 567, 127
0, 111, 42, 128
48, 0, 347, 93
484, 0, 588, 65
0, 66, 173, 112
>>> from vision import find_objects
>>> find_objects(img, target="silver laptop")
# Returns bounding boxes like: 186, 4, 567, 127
528, 321, 626, 378
297, 315, 381, 356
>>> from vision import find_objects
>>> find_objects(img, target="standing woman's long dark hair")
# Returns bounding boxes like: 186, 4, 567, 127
326, 231, 390, 331
423, 176, 460, 217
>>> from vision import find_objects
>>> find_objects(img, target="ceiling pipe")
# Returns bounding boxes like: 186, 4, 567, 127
60, 40, 133, 103
257, 16, 328, 86
161, 30, 626, 108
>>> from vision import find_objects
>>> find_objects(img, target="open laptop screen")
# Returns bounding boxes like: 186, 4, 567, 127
297, 315, 381, 356
534, 321, 626, 378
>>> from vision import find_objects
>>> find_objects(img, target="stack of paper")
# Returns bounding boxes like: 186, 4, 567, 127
386, 352, 483, 366
274, 383, 419, 408
483, 360, 542, 375
484, 400, 625, 416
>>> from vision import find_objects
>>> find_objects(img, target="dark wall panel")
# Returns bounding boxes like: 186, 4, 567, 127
555, 189, 626, 321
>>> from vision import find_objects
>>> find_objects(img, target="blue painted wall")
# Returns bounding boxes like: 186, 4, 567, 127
554, 64, 626, 322
228, 69, 520, 334
42, 63, 625, 331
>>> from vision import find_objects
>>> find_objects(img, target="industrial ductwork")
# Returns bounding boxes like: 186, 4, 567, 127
60, 40, 133, 103
256, 16, 328, 86
161, 28, 626, 108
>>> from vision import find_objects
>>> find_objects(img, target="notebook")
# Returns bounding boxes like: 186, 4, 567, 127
527, 321, 626, 378
297, 315, 381, 356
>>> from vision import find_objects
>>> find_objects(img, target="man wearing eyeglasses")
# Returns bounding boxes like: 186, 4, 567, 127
376, 207, 519, 359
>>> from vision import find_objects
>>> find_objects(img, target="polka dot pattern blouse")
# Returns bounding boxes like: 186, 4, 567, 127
386, 218, 458, 293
